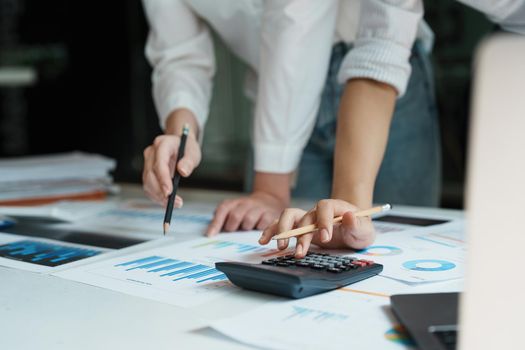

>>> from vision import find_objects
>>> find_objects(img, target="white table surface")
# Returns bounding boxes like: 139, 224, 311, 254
0, 185, 464, 350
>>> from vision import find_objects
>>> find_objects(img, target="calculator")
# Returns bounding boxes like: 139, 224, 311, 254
215, 252, 383, 299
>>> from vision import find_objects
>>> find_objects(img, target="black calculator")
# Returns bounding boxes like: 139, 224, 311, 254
216, 252, 383, 299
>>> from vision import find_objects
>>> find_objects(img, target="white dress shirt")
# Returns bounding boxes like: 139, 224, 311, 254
143, 0, 338, 174
143, 0, 525, 174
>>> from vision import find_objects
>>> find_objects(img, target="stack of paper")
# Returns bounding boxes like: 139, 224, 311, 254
0, 152, 117, 205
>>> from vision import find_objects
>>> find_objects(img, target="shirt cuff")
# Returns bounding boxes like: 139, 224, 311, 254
337, 38, 412, 97
154, 90, 208, 142
254, 142, 305, 173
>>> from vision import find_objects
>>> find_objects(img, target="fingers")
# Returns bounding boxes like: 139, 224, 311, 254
152, 135, 179, 197
177, 136, 201, 178
256, 211, 276, 230
241, 207, 265, 231
294, 210, 317, 258
258, 208, 305, 246
143, 146, 166, 204
223, 202, 252, 232
206, 199, 237, 236
340, 211, 376, 249
173, 195, 183, 209
276, 209, 303, 250
316, 199, 335, 243
259, 221, 278, 245
307, 199, 354, 247
142, 134, 201, 206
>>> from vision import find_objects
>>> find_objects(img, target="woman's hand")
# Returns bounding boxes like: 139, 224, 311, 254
206, 172, 292, 235
258, 199, 376, 258
206, 191, 288, 235
142, 109, 201, 207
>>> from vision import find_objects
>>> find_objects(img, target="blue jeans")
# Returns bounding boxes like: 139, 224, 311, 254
292, 41, 441, 206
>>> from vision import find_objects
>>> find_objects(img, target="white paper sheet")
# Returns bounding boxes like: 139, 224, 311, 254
82, 199, 215, 235
0, 232, 112, 273
346, 222, 466, 284
53, 232, 296, 307
211, 277, 416, 350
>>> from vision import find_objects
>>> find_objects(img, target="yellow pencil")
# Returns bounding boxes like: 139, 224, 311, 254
271, 204, 392, 240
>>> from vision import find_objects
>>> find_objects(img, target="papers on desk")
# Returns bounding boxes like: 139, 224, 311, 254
0, 200, 116, 222
0, 200, 468, 350
350, 222, 466, 284
0, 231, 111, 273
54, 232, 294, 307
0, 152, 117, 205
82, 200, 214, 235
211, 277, 464, 350
212, 277, 408, 350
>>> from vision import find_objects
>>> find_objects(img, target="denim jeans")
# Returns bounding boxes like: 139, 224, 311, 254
292, 41, 441, 206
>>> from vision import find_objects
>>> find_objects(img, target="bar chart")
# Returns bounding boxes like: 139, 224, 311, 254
0, 240, 101, 267
285, 305, 349, 323
55, 235, 276, 307
191, 239, 273, 255
115, 255, 227, 284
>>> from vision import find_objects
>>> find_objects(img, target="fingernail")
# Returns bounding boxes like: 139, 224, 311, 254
321, 229, 330, 242
163, 185, 170, 197
295, 244, 303, 257
277, 240, 285, 250
175, 197, 183, 208
179, 166, 188, 176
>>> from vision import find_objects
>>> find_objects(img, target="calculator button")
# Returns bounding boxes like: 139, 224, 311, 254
262, 260, 275, 265
277, 262, 291, 267
296, 262, 310, 267
327, 268, 343, 273
311, 264, 325, 270
360, 259, 374, 266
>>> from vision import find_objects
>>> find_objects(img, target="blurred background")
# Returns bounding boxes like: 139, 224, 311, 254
0, 0, 499, 209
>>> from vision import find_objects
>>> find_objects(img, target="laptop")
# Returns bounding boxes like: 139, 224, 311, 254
390, 34, 525, 350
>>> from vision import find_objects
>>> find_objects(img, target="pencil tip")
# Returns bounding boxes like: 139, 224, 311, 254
163, 222, 170, 235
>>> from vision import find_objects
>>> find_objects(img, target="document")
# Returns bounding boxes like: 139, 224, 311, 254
0, 231, 112, 273
0, 200, 116, 222
0, 152, 116, 204
54, 232, 295, 307
80, 199, 215, 235
211, 277, 414, 350
348, 222, 466, 284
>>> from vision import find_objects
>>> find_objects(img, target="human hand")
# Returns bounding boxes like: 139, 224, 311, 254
206, 191, 288, 236
258, 199, 376, 258
142, 109, 201, 207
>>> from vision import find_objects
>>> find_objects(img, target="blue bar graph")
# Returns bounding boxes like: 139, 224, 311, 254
286, 306, 349, 323
114, 255, 227, 284
191, 240, 269, 254
115, 256, 163, 267
0, 240, 101, 267
125, 258, 177, 271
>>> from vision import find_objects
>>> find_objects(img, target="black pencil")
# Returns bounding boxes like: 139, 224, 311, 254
163, 124, 190, 235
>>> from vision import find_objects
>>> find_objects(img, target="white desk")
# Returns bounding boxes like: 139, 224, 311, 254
0, 185, 464, 350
